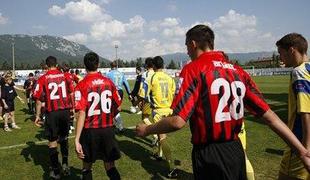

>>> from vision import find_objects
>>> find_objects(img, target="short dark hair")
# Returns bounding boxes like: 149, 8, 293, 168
84, 52, 99, 71
186, 24, 215, 50
29, 73, 34, 77
152, 56, 164, 69
144, 57, 153, 69
276, 33, 308, 55
136, 66, 142, 72
75, 69, 80, 75
45, 56, 57, 67
110, 61, 117, 68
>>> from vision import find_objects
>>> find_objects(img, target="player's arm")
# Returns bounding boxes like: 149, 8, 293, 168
34, 100, 42, 126
301, 113, 310, 150
75, 110, 86, 159
1, 98, 8, 109
136, 115, 186, 136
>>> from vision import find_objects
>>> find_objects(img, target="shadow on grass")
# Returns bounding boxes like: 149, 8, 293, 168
246, 93, 288, 125
265, 148, 284, 156
34, 127, 47, 141
120, 128, 153, 147
119, 139, 193, 180
20, 141, 81, 179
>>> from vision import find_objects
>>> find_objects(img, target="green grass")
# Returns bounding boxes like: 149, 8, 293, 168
0, 75, 290, 180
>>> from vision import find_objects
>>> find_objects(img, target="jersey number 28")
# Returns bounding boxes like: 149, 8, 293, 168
211, 78, 246, 123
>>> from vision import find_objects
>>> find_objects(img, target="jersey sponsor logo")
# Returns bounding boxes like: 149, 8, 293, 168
46, 74, 64, 79
92, 79, 104, 85
213, 61, 235, 70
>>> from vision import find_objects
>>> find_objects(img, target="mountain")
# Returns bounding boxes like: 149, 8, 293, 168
0, 34, 110, 68
161, 51, 275, 65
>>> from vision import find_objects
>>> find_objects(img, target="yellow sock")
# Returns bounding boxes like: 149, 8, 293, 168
160, 138, 173, 170
142, 118, 152, 125
246, 157, 255, 180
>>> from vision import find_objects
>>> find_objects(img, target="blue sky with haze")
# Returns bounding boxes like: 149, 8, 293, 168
0, 0, 309, 60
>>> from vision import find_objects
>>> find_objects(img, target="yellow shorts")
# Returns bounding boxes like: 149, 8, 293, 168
152, 108, 173, 123
238, 122, 246, 150
279, 147, 310, 180
142, 102, 152, 115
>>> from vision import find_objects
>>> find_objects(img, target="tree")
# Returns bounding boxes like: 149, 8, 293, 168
1, 61, 10, 70
167, 60, 177, 69
136, 57, 143, 67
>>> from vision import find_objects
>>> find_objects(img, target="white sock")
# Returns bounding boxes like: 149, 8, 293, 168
114, 113, 123, 130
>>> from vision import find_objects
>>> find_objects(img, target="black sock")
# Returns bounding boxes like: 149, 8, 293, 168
27, 103, 31, 111
82, 169, 92, 180
60, 139, 68, 165
107, 167, 120, 180
49, 147, 60, 174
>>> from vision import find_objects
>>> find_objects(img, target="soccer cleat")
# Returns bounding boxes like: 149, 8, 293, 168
49, 170, 61, 180
4, 126, 12, 132
62, 164, 71, 176
136, 111, 142, 115
167, 168, 178, 179
151, 138, 159, 147
69, 130, 72, 134
70, 126, 75, 130
11, 124, 21, 129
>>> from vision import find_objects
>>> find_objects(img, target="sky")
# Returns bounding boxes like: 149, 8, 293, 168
0, 0, 309, 60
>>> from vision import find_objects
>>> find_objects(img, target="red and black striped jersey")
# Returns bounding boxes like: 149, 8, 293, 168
172, 51, 269, 145
74, 72, 121, 129
33, 69, 74, 112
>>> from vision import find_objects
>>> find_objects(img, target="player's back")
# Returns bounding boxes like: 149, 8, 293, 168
75, 72, 121, 129
106, 69, 123, 90
34, 69, 73, 112
173, 51, 269, 144
150, 71, 175, 109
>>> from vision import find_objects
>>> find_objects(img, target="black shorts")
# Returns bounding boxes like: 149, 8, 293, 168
192, 140, 246, 180
118, 90, 124, 100
3, 101, 15, 113
80, 128, 121, 163
45, 109, 70, 142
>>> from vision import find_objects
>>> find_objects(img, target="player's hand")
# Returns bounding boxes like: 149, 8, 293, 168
136, 123, 148, 137
34, 116, 43, 127
4, 104, 8, 109
75, 141, 85, 159
300, 151, 310, 173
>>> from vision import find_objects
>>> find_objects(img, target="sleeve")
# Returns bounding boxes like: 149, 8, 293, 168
74, 83, 87, 111
138, 73, 147, 99
171, 65, 200, 121
243, 70, 270, 116
122, 73, 131, 95
32, 77, 44, 101
292, 69, 310, 113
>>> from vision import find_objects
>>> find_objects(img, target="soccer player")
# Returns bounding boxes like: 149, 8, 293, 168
276, 33, 310, 180
33, 56, 74, 179
106, 61, 131, 133
1, 74, 24, 131
136, 24, 310, 180
74, 52, 122, 180
24, 72, 36, 114
148, 56, 177, 178
137, 58, 157, 134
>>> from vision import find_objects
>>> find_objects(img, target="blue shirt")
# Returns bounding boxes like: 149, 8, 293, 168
106, 69, 131, 95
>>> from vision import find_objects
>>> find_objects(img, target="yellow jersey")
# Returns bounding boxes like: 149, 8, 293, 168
138, 69, 154, 99
149, 71, 175, 109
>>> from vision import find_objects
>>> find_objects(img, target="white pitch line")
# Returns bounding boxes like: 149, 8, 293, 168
0, 135, 75, 150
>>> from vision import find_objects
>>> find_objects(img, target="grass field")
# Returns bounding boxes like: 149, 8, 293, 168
0, 75, 290, 180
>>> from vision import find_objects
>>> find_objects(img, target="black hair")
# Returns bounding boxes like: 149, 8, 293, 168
84, 52, 99, 71
186, 24, 215, 50
45, 56, 57, 67
29, 73, 34, 77
152, 56, 164, 69
144, 57, 153, 69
